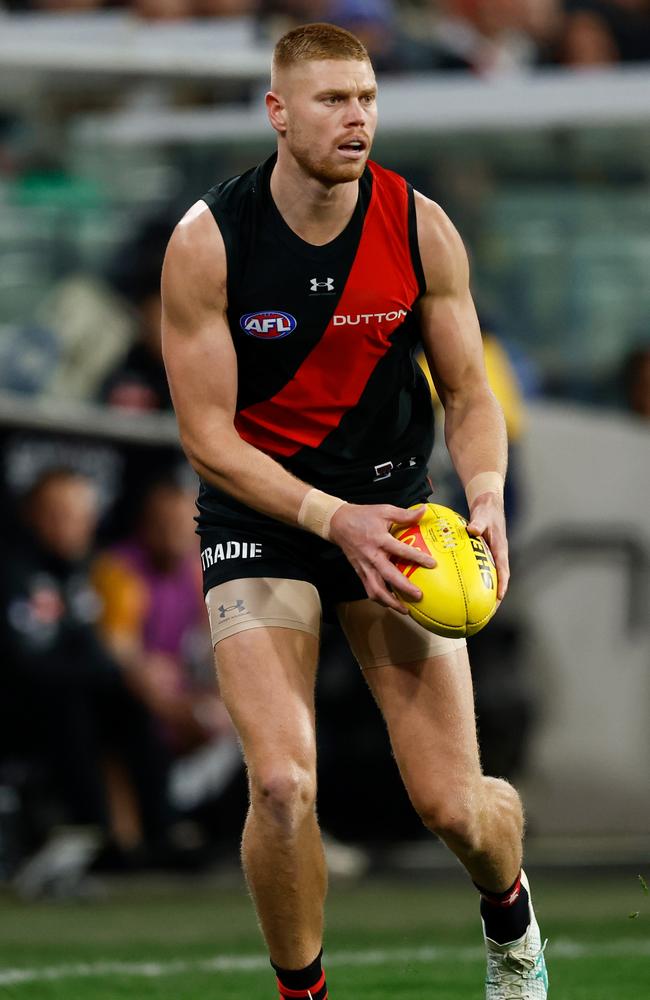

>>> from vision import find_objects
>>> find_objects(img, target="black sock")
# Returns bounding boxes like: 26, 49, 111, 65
272, 949, 327, 999
475, 872, 531, 945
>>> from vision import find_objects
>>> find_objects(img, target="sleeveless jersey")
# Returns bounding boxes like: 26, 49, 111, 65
198, 153, 434, 520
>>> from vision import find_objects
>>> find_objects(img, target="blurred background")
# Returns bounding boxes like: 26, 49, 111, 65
0, 0, 649, 908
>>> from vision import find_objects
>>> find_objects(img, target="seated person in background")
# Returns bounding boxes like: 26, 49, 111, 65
98, 216, 175, 412
0, 468, 173, 881
562, 0, 650, 66
93, 477, 235, 757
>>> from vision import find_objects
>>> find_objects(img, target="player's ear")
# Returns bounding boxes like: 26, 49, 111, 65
266, 91, 287, 134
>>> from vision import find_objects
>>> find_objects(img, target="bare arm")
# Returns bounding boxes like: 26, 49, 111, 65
162, 201, 432, 611
415, 192, 510, 597
162, 202, 311, 525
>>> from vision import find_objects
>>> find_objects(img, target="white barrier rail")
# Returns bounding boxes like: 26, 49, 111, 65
0, 12, 270, 80
1, 14, 649, 141
0, 391, 180, 447
72, 66, 650, 145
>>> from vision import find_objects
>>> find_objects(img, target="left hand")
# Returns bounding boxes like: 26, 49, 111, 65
466, 491, 509, 601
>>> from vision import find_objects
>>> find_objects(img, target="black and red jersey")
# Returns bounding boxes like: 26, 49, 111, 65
197, 153, 434, 520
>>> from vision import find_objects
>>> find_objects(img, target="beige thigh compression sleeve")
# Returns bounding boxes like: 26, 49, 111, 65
337, 599, 466, 670
205, 577, 321, 647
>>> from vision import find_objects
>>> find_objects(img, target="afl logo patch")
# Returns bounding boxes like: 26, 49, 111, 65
240, 311, 297, 339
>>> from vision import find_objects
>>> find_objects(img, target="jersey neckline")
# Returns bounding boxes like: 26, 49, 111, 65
261, 153, 371, 262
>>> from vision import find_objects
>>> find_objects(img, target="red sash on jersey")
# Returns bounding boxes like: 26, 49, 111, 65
234, 162, 420, 457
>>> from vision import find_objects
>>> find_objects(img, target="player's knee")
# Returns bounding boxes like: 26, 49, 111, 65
483, 775, 525, 831
249, 763, 317, 833
414, 788, 482, 851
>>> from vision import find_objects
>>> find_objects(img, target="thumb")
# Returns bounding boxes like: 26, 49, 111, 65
466, 514, 486, 536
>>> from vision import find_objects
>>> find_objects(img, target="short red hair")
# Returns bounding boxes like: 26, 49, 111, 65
273, 22, 369, 74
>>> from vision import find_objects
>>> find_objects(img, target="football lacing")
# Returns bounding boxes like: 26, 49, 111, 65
434, 518, 458, 550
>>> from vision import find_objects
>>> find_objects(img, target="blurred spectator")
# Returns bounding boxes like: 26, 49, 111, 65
321, 0, 443, 71
622, 342, 650, 418
2, 0, 649, 67
3, 1, 105, 9
92, 477, 242, 813
257, 0, 332, 28
93, 477, 231, 751
4, 0, 256, 12
24, 215, 174, 405
134, 0, 257, 17
431, 0, 561, 73
0, 468, 174, 885
562, 0, 650, 65
30, 278, 134, 403
98, 215, 175, 411
11, 212, 175, 406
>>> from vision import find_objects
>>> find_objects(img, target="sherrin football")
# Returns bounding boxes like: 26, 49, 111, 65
391, 503, 498, 638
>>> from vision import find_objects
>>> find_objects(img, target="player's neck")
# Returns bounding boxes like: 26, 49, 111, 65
270, 158, 359, 247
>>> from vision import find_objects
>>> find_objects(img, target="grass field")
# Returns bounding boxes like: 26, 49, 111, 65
1, 869, 648, 999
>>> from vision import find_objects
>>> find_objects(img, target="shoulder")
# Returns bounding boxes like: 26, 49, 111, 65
413, 191, 469, 295
167, 200, 226, 272
162, 201, 227, 317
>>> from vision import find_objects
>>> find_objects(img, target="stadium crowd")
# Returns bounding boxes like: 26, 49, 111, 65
1, 1, 649, 71
0, 460, 245, 891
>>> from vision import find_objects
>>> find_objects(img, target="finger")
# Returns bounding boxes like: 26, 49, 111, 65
392, 576, 424, 602
466, 517, 486, 537
364, 569, 410, 614
489, 539, 509, 600
385, 504, 427, 526
495, 559, 510, 600
374, 554, 424, 602
385, 535, 436, 568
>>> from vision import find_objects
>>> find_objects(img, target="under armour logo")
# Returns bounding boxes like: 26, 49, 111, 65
310, 277, 334, 293
218, 600, 246, 619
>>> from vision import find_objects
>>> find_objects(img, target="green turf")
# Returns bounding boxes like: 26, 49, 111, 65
0, 871, 648, 998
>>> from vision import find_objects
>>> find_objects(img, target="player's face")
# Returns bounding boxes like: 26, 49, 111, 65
29, 477, 99, 561
272, 59, 378, 185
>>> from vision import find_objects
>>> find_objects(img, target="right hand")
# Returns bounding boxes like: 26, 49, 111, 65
329, 503, 436, 613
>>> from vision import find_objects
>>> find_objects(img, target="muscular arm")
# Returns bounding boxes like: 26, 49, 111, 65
162, 202, 432, 611
415, 192, 510, 597
162, 203, 310, 526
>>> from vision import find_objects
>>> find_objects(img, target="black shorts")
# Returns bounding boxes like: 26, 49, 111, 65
196, 461, 432, 618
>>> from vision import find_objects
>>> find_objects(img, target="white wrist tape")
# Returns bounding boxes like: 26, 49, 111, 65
297, 489, 347, 540
465, 472, 505, 509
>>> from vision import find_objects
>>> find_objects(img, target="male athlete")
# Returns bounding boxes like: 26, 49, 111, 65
162, 22, 548, 1000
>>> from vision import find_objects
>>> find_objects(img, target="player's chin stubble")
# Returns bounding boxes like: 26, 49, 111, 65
289, 136, 368, 187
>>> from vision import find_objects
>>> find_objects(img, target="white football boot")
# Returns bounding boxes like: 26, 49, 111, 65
483, 870, 548, 999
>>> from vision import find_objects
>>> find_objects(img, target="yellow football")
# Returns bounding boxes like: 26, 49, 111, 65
390, 502, 498, 638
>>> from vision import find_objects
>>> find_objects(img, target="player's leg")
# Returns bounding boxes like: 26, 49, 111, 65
339, 599, 548, 996
207, 578, 327, 989
368, 647, 522, 886
339, 599, 522, 888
